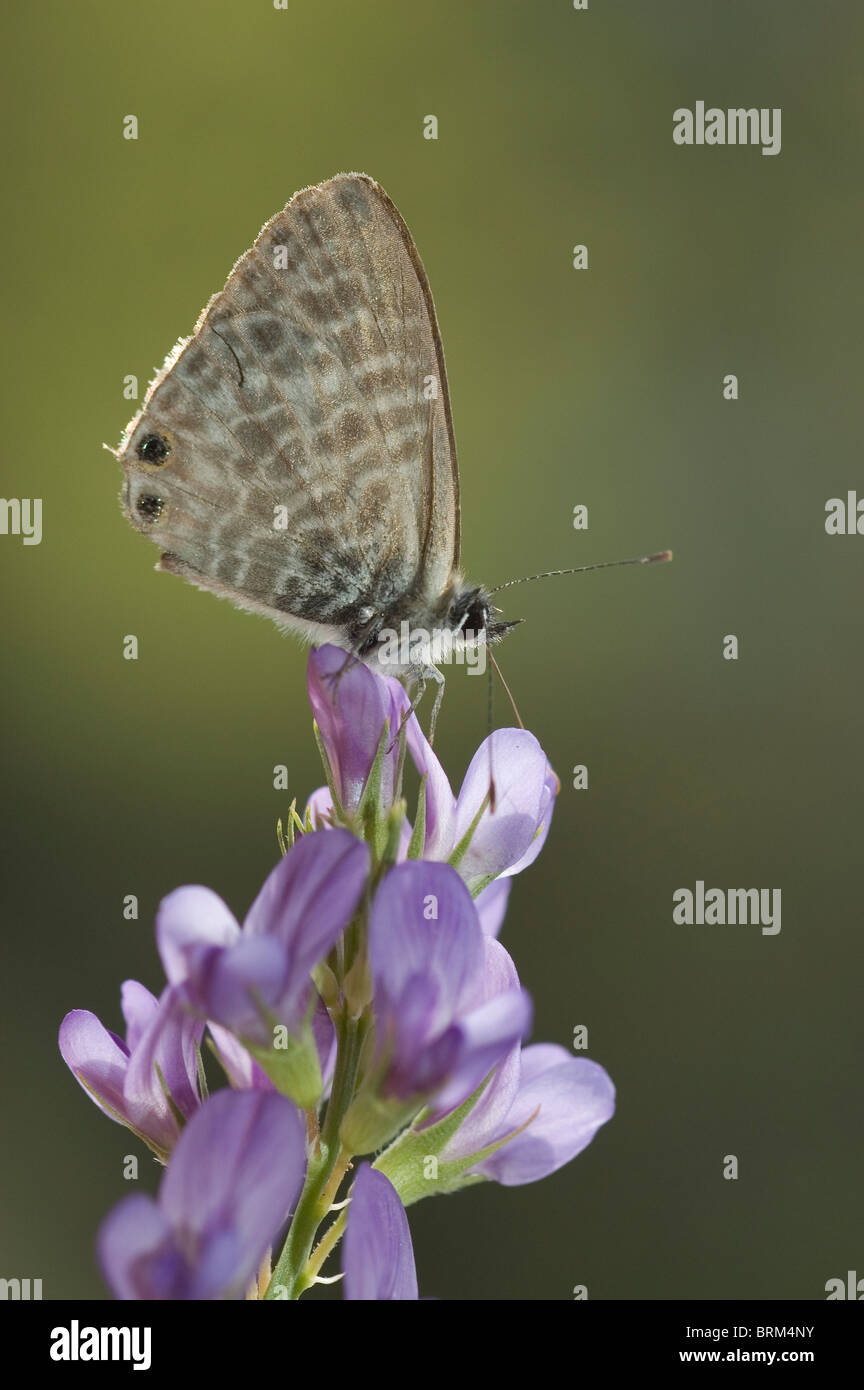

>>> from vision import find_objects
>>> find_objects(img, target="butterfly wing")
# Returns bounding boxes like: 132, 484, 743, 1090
117, 173, 461, 635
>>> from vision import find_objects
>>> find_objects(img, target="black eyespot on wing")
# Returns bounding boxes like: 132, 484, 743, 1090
136, 433, 171, 465
136, 495, 164, 522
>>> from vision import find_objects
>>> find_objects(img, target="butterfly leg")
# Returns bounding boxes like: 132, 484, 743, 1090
386, 672, 427, 753
386, 661, 445, 751
425, 664, 446, 746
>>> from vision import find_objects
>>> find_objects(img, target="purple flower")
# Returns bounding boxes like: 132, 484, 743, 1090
414, 727, 559, 894
59, 981, 203, 1159
156, 829, 368, 1062
62, 635, 610, 1303
342, 861, 531, 1151
206, 1023, 275, 1092
208, 997, 337, 1096
474, 877, 511, 939
98, 1089, 305, 1300
307, 646, 411, 812
342, 1166, 418, 1301
306, 647, 557, 902
443, 1043, 615, 1186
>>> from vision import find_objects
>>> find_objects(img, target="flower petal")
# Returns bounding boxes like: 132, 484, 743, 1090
161, 1089, 306, 1296
439, 1042, 522, 1161
156, 886, 241, 985
207, 1023, 274, 1091
156, 832, 367, 1047
499, 765, 559, 879
243, 829, 369, 984
97, 1194, 178, 1301
120, 980, 159, 1051
369, 861, 484, 1025
404, 716, 456, 860
474, 877, 512, 938
190, 933, 294, 1043
304, 786, 334, 829
343, 1166, 418, 1300
427, 935, 531, 1115
307, 646, 408, 810
431, 988, 532, 1115
59, 1010, 131, 1123
472, 1045, 615, 1186
454, 729, 555, 887
123, 985, 204, 1149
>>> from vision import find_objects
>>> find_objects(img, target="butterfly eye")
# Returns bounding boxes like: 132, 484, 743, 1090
467, 600, 488, 632
136, 494, 164, 521
136, 433, 171, 465
450, 588, 488, 635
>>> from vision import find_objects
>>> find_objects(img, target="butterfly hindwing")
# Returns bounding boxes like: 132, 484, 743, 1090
118, 173, 461, 634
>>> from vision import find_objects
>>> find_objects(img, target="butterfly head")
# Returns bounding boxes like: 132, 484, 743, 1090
448, 585, 521, 647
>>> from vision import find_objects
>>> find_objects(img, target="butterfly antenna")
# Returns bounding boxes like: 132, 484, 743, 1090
489, 649, 525, 730
489, 549, 673, 594
486, 651, 526, 814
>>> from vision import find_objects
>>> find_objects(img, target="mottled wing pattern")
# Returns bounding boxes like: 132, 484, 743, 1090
117, 173, 460, 633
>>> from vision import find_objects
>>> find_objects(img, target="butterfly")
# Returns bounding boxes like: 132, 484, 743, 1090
115, 172, 670, 713
115, 172, 519, 683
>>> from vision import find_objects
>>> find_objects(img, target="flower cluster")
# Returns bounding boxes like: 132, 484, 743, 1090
60, 646, 615, 1299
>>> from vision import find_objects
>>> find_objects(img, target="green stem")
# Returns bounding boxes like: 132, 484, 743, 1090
264, 1013, 365, 1300
296, 1207, 349, 1295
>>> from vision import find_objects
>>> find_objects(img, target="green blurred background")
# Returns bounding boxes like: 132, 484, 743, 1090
2, 0, 861, 1300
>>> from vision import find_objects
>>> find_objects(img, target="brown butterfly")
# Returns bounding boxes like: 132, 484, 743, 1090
115, 172, 669, 701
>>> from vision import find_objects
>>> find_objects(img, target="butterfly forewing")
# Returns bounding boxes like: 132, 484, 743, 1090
118, 173, 461, 636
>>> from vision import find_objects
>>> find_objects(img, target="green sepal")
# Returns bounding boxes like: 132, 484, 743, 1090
394, 709, 409, 801
154, 1060, 191, 1136
246, 1020, 323, 1110
277, 799, 310, 857
373, 1073, 530, 1206
406, 775, 427, 860
469, 873, 496, 899
382, 798, 407, 870
312, 721, 345, 822
194, 1040, 209, 1103
342, 953, 372, 1016
340, 1087, 421, 1156
312, 958, 340, 1010
447, 789, 491, 872
276, 817, 289, 857
355, 722, 390, 855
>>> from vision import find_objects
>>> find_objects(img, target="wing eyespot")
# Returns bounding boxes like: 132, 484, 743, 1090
136, 433, 172, 465
136, 494, 165, 522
